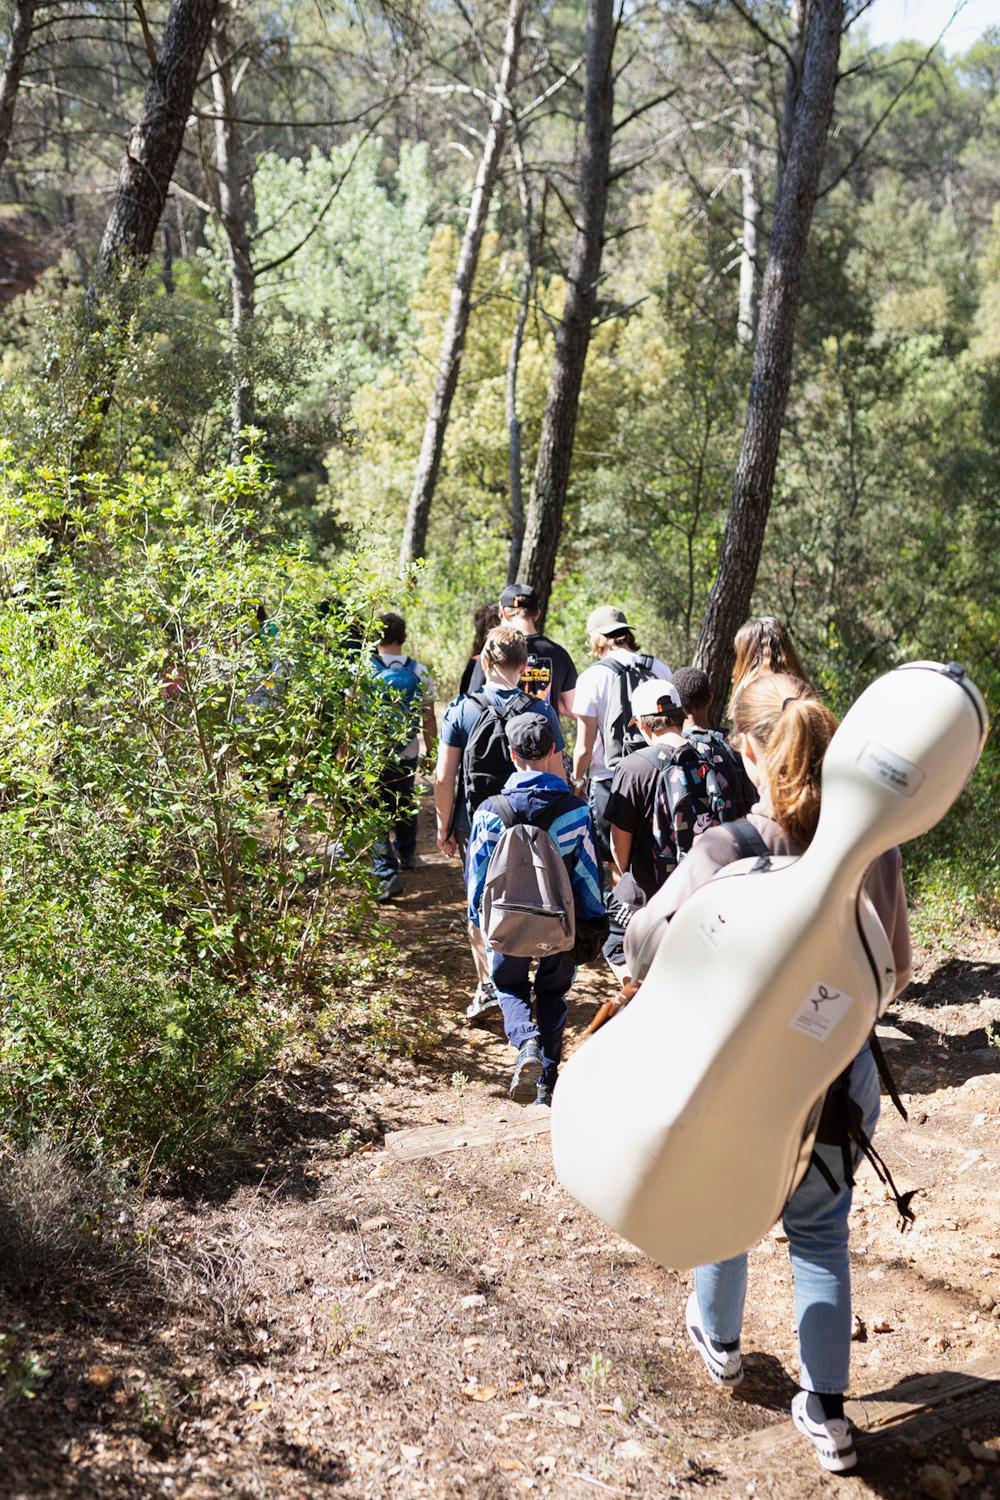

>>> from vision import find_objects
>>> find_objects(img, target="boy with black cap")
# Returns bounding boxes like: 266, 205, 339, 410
466, 713, 605, 1106
465, 581, 577, 716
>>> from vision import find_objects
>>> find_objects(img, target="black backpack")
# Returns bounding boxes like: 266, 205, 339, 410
601, 654, 657, 768
686, 728, 755, 818
647, 740, 731, 874
461, 690, 534, 821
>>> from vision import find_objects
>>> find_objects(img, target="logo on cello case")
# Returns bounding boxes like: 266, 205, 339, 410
789, 981, 856, 1041
857, 741, 925, 798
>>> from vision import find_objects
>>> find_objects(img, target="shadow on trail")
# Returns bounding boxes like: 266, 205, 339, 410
904, 955, 1000, 1010
851, 1365, 1000, 1493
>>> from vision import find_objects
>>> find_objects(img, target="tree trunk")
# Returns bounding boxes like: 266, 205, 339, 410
97, 0, 220, 273
694, 0, 843, 716
398, 0, 526, 567
736, 93, 761, 346
0, 0, 37, 176
517, 0, 615, 615
505, 135, 537, 583
211, 16, 256, 455
778, 0, 808, 183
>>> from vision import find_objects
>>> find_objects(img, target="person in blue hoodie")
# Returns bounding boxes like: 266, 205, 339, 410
466, 714, 605, 1107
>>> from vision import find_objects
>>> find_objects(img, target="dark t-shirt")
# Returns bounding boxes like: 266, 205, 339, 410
467, 633, 577, 710
606, 744, 677, 900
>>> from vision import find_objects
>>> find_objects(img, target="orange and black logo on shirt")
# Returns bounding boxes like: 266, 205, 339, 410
522, 655, 553, 703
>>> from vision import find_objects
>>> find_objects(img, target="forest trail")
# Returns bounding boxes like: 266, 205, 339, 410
2, 813, 1000, 1499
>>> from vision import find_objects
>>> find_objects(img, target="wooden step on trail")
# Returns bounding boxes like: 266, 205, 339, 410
385, 1106, 551, 1162
745, 1352, 1000, 1454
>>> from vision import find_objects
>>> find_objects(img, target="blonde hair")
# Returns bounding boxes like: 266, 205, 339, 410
481, 625, 528, 676
730, 616, 810, 709
732, 673, 837, 846
589, 628, 638, 658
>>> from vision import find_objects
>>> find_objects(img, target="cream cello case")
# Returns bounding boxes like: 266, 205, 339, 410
551, 661, 988, 1270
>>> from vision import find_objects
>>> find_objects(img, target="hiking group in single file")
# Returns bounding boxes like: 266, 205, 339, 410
364, 584, 951, 1477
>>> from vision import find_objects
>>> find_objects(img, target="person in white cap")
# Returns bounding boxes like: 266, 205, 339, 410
602, 677, 686, 974
570, 606, 672, 866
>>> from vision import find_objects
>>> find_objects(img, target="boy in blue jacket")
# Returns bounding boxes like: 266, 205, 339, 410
466, 714, 605, 1106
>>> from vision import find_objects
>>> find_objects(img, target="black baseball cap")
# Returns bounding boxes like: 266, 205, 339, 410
500, 581, 539, 611
505, 713, 555, 760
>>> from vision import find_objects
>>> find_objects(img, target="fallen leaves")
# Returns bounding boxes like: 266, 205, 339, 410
86, 1365, 115, 1392
461, 1384, 497, 1403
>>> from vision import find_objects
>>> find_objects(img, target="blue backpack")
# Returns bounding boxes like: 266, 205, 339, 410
370, 654, 422, 753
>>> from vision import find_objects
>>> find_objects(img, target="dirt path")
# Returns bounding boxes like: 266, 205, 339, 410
2, 834, 1000, 1499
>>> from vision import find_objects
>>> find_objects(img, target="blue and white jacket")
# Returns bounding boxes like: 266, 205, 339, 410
466, 771, 605, 928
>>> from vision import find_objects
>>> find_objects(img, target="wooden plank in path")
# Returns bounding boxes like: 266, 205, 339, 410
385, 1106, 552, 1162
745, 1353, 1000, 1454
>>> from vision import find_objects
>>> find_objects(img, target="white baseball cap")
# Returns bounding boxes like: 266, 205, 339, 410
630, 678, 682, 720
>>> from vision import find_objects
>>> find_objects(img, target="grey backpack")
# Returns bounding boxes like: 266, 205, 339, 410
481, 794, 577, 958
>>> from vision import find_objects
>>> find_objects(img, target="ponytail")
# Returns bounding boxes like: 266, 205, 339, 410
732, 674, 837, 846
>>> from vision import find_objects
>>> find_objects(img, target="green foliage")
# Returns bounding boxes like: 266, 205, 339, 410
904, 746, 1000, 946
0, 450, 407, 1168
203, 136, 432, 423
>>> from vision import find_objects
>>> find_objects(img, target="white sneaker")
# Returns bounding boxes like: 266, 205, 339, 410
685, 1292, 743, 1387
465, 981, 502, 1025
791, 1391, 857, 1473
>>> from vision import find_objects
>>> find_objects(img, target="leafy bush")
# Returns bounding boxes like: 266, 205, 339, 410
0, 451, 405, 1169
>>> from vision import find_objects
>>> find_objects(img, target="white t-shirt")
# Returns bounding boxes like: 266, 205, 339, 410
573, 648, 672, 779
377, 651, 434, 760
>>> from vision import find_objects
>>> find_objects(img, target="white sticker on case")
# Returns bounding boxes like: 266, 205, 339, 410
789, 981, 856, 1042
857, 740, 925, 798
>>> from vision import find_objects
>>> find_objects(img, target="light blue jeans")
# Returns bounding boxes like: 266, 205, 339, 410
694, 1043, 881, 1394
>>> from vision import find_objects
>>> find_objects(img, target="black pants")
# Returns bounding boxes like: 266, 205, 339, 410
372, 757, 418, 880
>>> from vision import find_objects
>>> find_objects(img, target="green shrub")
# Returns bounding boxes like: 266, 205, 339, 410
0, 450, 406, 1169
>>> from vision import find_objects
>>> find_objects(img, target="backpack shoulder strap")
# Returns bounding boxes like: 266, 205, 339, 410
601, 657, 627, 677
726, 817, 771, 861
496, 689, 534, 720
489, 795, 517, 829
636, 654, 654, 671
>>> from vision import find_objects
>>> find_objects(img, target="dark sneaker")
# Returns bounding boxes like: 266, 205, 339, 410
791, 1391, 857, 1473
685, 1292, 743, 1387
509, 1041, 544, 1104
399, 854, 417, 871
465, 981, 502, 1026
535, 1081, 554, 1108
377, 875, 404, 903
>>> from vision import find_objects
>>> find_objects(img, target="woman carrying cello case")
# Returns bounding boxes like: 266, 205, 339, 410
551, 662, 988, 1473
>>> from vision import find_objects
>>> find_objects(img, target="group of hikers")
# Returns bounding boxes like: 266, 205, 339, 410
366, 584, 912, 1475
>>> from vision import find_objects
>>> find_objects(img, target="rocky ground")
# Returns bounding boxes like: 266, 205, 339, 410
1, 841, 999, 1500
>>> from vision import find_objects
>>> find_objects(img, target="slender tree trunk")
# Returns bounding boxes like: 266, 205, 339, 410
97, 0, 220, 272
0, 0, 37, 175
778, 0, 808, 182
736, 93, 761, 346
505, 134, 537, 583
398, 0, 526, 567
518, 0, 615, 615
211, 16, 256, 455
694, 0, 844, 715
161, 221, 174, 294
